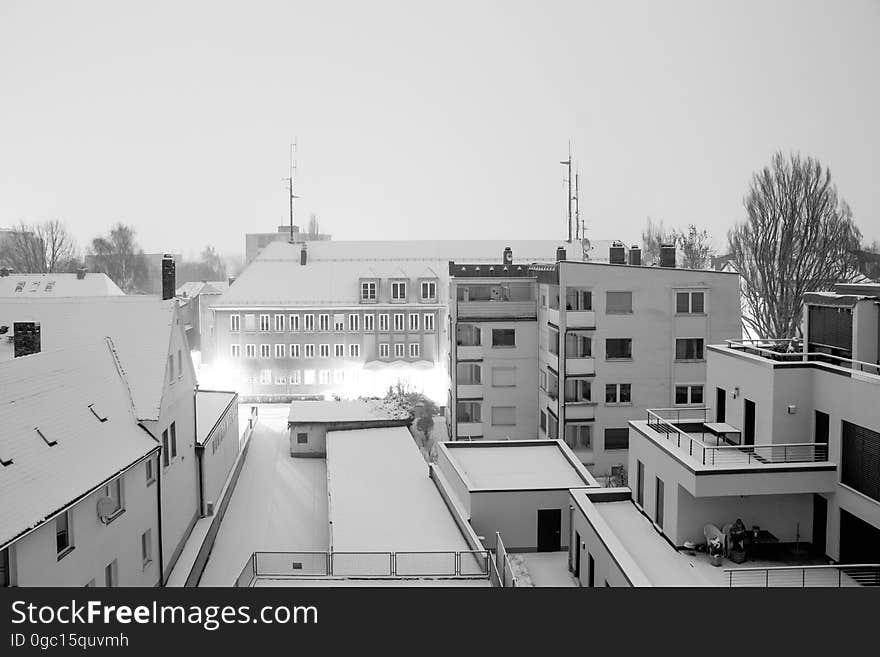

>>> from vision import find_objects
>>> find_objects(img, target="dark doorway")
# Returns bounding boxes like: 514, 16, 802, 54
840, 509, 880, 564
655, 478, 665, 529
812, 495, 827, 558
537, 508, 562, 552
573, 531, 581, 577
588, 553, 595, 587
814, 411, 829, 445
716, 388, 726, 423
744, 399, 755, 446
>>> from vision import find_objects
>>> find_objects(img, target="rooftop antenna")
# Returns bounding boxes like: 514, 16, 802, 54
560, 141, 572, 243
283, 141, 299, 243
575, 167, 590, 260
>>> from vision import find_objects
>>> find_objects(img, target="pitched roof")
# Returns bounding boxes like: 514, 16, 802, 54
0, 341, 158, 549
0, 272, 124, 297
176, 280, 229, 299
0, 296, 184, 420
196, 390, 238, 446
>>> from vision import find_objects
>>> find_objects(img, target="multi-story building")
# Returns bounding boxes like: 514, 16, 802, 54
176, 280, 229, 357
206, 239, 611, 400
447, 244, 742, 478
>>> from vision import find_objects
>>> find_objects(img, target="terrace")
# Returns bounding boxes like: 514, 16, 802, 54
719, 339, 880, 378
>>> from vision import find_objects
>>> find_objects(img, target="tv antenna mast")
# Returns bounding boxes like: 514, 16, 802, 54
560, 141, 573, 243
283, 141, 299, 243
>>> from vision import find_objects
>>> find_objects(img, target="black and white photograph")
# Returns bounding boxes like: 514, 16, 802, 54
1, 0, 878, 651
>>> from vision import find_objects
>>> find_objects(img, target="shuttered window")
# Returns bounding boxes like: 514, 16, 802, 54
808, 306, 853, 355
842, 421, 880, 503
606, 291, 632, 314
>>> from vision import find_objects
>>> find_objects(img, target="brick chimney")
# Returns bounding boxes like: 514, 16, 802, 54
161, 254, 176, 300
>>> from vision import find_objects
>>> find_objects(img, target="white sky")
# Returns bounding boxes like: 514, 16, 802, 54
1, 0, 878, 258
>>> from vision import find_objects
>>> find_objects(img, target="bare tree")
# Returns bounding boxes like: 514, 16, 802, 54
674, 224, 715, 269
88, 223, 149, 293
0, 219, 78, 273
729, 152, 862, 339
641, 217, 674, 266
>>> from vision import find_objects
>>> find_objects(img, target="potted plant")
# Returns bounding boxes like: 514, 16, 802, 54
708, 538, 723, 566
729, 519, 747, 564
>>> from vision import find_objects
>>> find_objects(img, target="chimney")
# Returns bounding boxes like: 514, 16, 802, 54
609, 241, 626, 265
161, 254, 176, 300
13, 321, 41, 358
503, 246, 513, 265
76, 267, 87, 280
300, 244, 308, 266
628, 245, 641, 266
227, 276, 236, 286
0, 267, 11, 278
556, 246, 567, 262
660, 243, 676, 268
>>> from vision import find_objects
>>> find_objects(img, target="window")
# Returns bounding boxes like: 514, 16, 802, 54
636, 461, 644, 507
604, 428, 629, 450
491, 406, 516, 426
606, 291, 633, 314
360, 281, 377, 302
675, 338, 705, 361
492, 367, 516, 387
319, 344, 330, 358
379, 343, 390, 358
260, 344, 271, 359
394, 343, 405, 358
334, 314, 345, 331
290, 370, 301, 385
605, 383, 632, 404
349, 314, 360, 332
565, 288, 592, 311
105, 559, 117, 588
177, 347, 184, 375
333, 369, 344, 384
275, 344, 286, 359
260, 369, 271, 384
655, 478, 665, 529
391, 281, 407, 301
303, 314, 315, 332
674, 384, 704, 405
102, 478, 123, 517
420, 280, 436, 300
547, 413, 558, 439
564, 424, 592, 450
564, 378, 591, 402
290, 344, 300, 359
230, 314, 240, 332
304, 344, 315, 358
142, 529, 152, 567
394, 313, 405, 332
318, 314, 330, 331
274, 314, 285, 331
565, 332, 591, 358
244, 314, 256, 331
334, 344, 344, 357
297, 432, 308, 445
457, 401, 481, 423
424, 313, 435, 331
605, 338, 632, 360
167, 355, 174, 382
289, 314, 300, 332
259, 314, 270, 331
318, 369, 331, 384
245, 344, 256, 358
539, 369, 547, 392
275, 374, 287, 385
409, 342, 420, 358
409, 314, 419, 331
349, 343, 360, 358
539, 410, 547, 434
170, 422, 177, 459
492, 328, 516, 348
841, 421, 880, 503
379, 314, 389, 332
303, 369, 315, 385
230, 344, 241, 359
456, 324, 480, 346
162, 429, 170, 467
676, 291, 705, 314
457, 363, 481, 385
145, 457, 156, 485
547, 370, 559, 399
56, 511, 72, 557
363, 314, 375, 331
549, 327, 559, 356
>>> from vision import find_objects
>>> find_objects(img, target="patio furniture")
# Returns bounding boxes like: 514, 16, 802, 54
703, 422, 741, 445
721, 523, 733, 556
703, 524, 724, 546
728, 519, 748, 563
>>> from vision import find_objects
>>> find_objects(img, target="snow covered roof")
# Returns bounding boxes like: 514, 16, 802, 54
176, 280, 229, 299
0, 272, 124, 297
0, 296, 186, 420
196, 390, 238, 446
287, 399, 411, 425
0, 341, 158, 549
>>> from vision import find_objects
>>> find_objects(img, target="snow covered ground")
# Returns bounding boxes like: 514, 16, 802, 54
199, 406, 329, 586
510, 552, 578, 587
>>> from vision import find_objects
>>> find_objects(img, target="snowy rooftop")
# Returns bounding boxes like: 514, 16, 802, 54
441, 440, 597, 490
288, 399, 411, 425
0, 272, 123, 297
195, 390, 238, 445
326, 427, 472, 553
0, 341, 158, 549
176, 280, 229, 299
0, 296, 186, 420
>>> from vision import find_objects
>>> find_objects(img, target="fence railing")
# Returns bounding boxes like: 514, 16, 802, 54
235, 550, 491, 586
495, 532, 518, 588
725, 564, 880, 587
646, 409, 830, 466
724, 339, 880, 377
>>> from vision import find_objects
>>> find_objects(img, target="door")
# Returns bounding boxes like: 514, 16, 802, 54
814, 411, 829, 445
840, 509, 880, 564
573, 531, 581, 578
588, 553, 595, 587
655, 478, 665, 529
812, 495, 827, 558
537, 509, 562, 552
744, 399, 755, 446
716, 387, 726, 423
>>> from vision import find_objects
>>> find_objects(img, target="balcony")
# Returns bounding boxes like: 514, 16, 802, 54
566, 310, 596, 329
720, 339, 880, 378
458, 300, 537, 321
565, 357, 595, 376
457, 384, 483, 399
564, 401, 596, 421
547, 307, 560, 326
457, 344, 483, 360
456, 422, 483, 438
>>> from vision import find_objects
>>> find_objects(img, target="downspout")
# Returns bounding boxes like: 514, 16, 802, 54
194, 384, 204, 516
139, 423, 165, 587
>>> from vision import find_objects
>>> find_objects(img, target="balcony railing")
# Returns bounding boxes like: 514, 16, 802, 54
725, 564, 880, 587
645, 408, 830, 467
458, 300, 537, 319
724, 339, 880, 377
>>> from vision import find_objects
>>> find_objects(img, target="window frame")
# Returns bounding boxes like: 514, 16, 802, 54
605, 338, 633, 361
674, 337, 705, 362
491, 328, 516, 348
605, 291, 633, 314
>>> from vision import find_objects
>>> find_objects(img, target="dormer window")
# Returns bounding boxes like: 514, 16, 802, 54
391, 281, 407, 302
420, 280, 437, 302
360, 280, 378, 303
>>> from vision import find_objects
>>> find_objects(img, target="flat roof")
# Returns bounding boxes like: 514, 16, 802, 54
288, 399, 410, 424
195, 390, 237, 445
443, 440, 596, 490
326, 427, 472, 553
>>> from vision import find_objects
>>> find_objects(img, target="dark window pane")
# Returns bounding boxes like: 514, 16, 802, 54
676, 292, 689, 313
691, 293, 704, 313
691, 385, 704, 404
604, 428, 629, 450
675, 386, 688, 404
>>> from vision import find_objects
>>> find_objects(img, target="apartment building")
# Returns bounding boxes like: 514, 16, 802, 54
207, 239, 607, 400
176, 280, 229, 357
447, 244, 742, 478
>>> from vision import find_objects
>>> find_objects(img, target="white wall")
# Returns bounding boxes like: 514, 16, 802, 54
470, 489, 576, 551
569, 501, 634, 587
200, 403, 240, 510
289, 423, 328, 456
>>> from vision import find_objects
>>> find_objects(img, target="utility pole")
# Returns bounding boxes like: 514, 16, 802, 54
560, 142, 572, 243
283, 142, 299, 243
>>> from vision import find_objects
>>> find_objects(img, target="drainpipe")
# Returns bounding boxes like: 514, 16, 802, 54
194, 384, 204, 516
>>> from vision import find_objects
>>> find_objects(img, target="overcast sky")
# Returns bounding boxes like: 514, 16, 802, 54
1, 0, 878, 259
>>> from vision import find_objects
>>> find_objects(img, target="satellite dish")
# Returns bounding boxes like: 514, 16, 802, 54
96, 497, 116, 523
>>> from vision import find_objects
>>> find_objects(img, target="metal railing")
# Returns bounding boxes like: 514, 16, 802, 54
646, 409, 830, 467
494, 532, 518, 588
724, 339, 880, 377
725, 564, 880, 587
235, 550, 491, 586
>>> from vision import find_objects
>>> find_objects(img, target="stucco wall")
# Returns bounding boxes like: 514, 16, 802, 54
200, 403, 241, 509
470, 489, 576, 551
